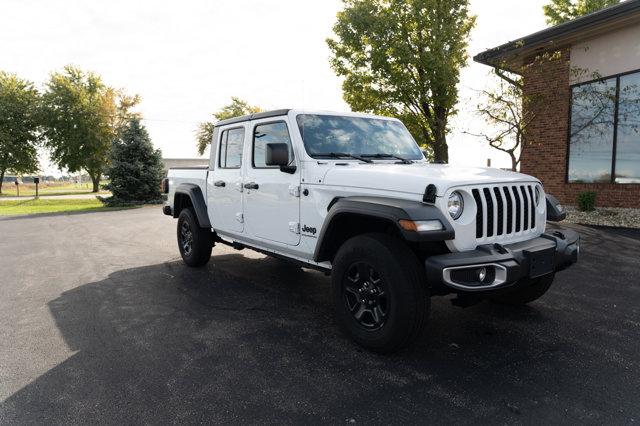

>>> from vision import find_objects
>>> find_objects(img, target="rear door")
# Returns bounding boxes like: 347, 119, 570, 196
207, 125, 246, 234
243, 119, 301, 246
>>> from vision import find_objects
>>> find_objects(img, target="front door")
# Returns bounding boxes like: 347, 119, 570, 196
207, 125, 246, 234
243, 119, 300, 246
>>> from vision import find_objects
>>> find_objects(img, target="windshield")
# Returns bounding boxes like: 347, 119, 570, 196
296, 114, 424, 160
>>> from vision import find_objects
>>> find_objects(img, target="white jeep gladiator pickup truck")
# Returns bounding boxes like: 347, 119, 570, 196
163, 109, 579, 353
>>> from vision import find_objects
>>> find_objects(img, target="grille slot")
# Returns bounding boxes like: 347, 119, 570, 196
528, 186, 536, 229
472, 184, 539, 242
493, 187, 504, 236
473, 189, 483, 238
503, 186, 513, 234
520, 186, 529, 231
514, 186, 522, 232
483, 188, 494, 237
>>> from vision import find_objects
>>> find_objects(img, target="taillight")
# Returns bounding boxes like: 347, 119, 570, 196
161, 178, 169, 194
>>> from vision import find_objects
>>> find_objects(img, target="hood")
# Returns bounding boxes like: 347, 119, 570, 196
322, 162, 539, 196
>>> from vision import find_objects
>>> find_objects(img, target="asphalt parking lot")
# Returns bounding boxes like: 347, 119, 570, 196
1, 207, 638, 424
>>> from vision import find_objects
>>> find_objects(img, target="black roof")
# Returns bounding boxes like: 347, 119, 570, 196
215, 109, 291, 126
474, 0, 640, 71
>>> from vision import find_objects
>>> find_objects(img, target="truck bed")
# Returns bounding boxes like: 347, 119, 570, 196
167, 168, 209, 208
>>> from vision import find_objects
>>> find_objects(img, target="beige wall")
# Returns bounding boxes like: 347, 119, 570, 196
570, 23, 640, 83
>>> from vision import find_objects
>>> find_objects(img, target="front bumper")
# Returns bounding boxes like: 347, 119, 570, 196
425, 229, 579, 294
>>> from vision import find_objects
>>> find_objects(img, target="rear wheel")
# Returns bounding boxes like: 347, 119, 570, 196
493, 273, 555, 305
332, 233, 429, 353
177, 208, 212, 267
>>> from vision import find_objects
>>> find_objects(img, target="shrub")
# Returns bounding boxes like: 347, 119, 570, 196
103, 117, 164, 206
576, 191, 597, 212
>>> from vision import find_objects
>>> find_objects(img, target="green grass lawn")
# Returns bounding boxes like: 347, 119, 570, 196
0, 182, 109, 197
0, 198, 132, 216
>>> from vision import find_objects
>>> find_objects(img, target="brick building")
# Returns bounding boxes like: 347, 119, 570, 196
475, 1, 640, 208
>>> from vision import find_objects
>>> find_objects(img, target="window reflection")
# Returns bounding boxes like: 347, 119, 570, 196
218, 128, 244, 169
615, 73, 640, 183
253, 122, 293, 168
568, 78, 616, 183
296, 114, 423, 160
225, 128, 244, 168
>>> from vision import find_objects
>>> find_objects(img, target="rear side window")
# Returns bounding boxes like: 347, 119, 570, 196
252, 122, 294, 168
218, 127, 245, 169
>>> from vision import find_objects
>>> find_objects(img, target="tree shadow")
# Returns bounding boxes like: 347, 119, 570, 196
1, 245, 638, 423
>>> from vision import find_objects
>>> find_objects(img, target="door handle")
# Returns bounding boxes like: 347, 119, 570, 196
213, 180, 226, 187
244, 182, 259, 190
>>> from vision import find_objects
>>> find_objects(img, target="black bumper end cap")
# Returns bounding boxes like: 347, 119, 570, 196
162, 205, 172, 216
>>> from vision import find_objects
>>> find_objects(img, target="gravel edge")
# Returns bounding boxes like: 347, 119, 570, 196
564, 206, 640, 229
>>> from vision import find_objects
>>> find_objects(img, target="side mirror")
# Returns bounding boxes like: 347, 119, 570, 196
266, 143, 296, 174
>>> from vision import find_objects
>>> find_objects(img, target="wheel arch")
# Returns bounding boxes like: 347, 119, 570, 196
173, 183, 211, 228
313, 196, 454, 263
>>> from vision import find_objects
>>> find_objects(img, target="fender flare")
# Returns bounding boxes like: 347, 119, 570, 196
313, 196, 454, 262
173, 183, 211, 228
546, 193, 566, 222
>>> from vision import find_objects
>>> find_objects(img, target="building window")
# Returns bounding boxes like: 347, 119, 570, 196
568, 70, 640, 184
615, 72, 640, 183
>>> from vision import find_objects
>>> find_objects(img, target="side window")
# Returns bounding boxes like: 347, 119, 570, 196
253, 122, 294, 168
218, 127, 245, 169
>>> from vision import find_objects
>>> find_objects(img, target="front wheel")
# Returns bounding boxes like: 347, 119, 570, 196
331, 233, 429, 353
177, 208, 213, 267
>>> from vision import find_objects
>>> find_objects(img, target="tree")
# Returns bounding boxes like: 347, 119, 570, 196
327, 0, 475, 163
196, 97, 261, 155
543, 0, 619, 26
467, 70, 539, 171
0, 72, 41, 194
40, 66, 138, 192
103, 117, 164, 205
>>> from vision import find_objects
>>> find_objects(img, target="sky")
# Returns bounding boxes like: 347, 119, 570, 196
1, 0, 550, 175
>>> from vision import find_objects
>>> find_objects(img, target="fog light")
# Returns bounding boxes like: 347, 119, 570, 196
477, 267, 487, 282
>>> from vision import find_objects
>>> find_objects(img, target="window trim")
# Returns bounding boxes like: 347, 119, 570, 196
251, 120, 295, 169
565, 67, 640, 185
217, 126, 245, 170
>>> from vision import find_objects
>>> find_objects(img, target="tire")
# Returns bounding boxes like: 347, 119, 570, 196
493, 273, 555, 305
177, 208, 213, 267
331, 233, 429, 353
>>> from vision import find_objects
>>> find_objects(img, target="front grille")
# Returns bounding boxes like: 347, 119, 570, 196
472, 184, 538, 240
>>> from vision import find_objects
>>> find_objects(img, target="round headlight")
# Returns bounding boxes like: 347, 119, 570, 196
448, 191, 464, 220
535, 186, 542, 206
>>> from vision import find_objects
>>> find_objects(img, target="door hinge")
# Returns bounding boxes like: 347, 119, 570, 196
289, 185, 300, 197
236, 212, 244, 223
289, 221, 300, 234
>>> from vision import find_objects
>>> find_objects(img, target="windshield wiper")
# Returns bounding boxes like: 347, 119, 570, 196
361, 153, 413, 164
317, 152, 373, 163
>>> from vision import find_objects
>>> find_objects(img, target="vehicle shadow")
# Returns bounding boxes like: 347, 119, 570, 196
2, 237, 638, 423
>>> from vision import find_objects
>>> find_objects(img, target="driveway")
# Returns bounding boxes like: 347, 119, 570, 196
0, 208, 638, 424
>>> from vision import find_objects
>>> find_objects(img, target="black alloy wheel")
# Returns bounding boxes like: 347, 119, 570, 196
343, 262, 389, 330
179, 220, 193, 256
176, 208, 213, 267
331, 233, 429, 353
